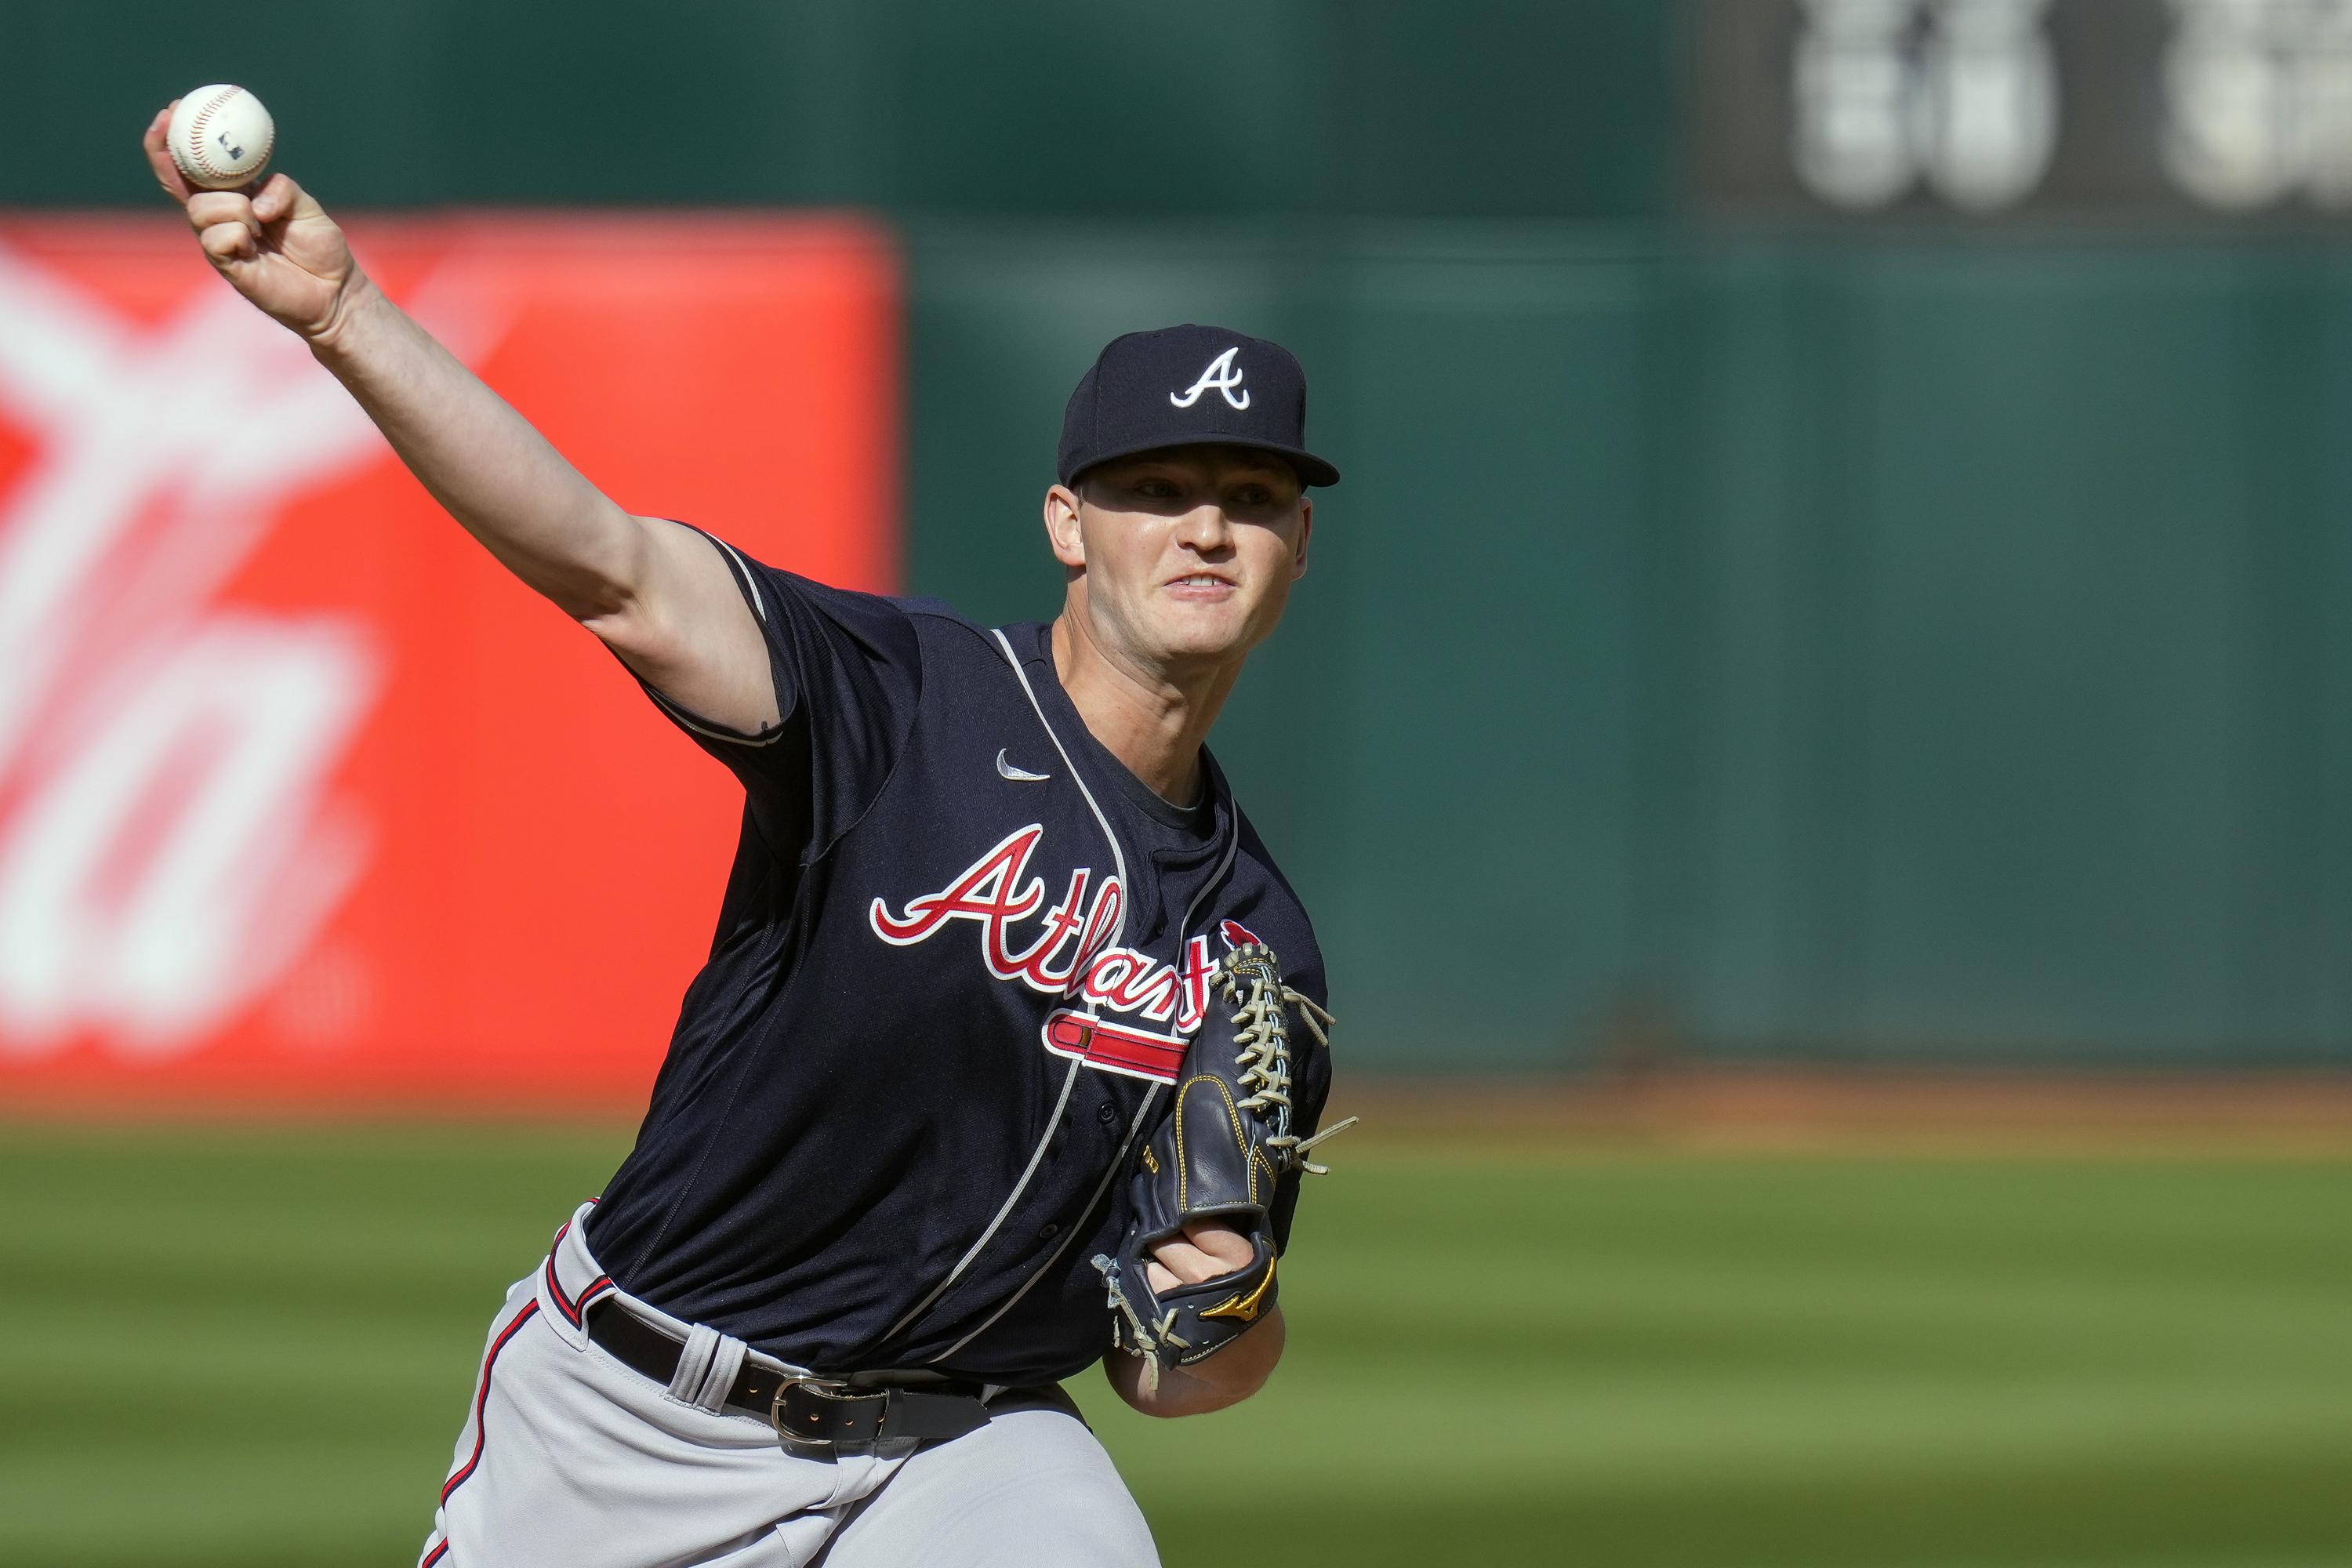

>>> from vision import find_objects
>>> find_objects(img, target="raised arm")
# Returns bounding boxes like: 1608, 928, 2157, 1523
140, 103, 777, 735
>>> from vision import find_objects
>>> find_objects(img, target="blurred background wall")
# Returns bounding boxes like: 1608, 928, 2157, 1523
10, 0, 2352, 1073
8, 13, 2350, 1568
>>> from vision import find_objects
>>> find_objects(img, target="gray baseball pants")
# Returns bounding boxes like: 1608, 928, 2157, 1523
417, 1204, 1158, 1568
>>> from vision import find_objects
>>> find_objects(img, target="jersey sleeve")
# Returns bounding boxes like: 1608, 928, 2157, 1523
624, 526, 921, 861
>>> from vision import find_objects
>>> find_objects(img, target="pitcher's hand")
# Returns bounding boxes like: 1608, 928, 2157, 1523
1145, 1218, 1253, 1293
143, 103, 362, 343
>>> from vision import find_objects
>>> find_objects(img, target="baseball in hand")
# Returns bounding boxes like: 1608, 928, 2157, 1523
167, 85, 275, 191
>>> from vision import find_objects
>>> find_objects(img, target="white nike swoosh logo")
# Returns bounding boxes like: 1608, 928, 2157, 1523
996, 748, 1051, 783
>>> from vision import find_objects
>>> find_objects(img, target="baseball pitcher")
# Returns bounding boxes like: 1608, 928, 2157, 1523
143, 103, 1349, 1567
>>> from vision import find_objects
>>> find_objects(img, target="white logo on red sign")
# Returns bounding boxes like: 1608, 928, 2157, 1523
0, 242, 502, 1058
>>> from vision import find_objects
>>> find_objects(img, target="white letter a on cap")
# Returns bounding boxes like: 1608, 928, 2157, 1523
1171, 347, 1250, 410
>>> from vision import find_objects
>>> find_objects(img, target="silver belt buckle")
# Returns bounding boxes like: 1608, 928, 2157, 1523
769, 1374, 851, 1454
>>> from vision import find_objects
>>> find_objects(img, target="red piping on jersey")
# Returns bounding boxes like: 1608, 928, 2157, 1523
439, 1299, 540, 1504
420, 1539, 449, 1566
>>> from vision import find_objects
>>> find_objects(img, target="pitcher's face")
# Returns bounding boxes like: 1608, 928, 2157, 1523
1045, 445, 1312, 672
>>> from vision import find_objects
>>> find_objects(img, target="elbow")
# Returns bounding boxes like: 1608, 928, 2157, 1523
574, 584, 651, 650
568, 575, 639, 628
569, 517, 665, 644
447, 503, 653, 630
574, 590, 661, 677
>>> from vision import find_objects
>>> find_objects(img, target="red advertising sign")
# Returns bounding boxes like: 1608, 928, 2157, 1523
0, 214, 898, 1113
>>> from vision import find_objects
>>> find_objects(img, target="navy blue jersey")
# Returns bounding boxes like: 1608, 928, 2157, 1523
583, 531, 1333, 1386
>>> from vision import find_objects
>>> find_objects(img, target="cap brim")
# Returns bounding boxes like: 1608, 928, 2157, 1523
1067, 435, 1340, 490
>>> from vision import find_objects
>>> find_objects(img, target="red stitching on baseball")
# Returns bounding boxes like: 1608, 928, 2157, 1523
185, 87, 237, 180
184, 86, 265, 184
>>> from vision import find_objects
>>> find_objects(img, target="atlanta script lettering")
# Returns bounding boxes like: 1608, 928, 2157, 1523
868, 824, 1218, 1033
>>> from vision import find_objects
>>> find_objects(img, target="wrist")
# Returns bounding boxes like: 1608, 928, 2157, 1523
304, 269, 388, 361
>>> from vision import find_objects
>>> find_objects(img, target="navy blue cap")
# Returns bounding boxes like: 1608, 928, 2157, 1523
1058, 325, 1341, 490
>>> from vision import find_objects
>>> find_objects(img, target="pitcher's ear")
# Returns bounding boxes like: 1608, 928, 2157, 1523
1044, 484, 1087, 568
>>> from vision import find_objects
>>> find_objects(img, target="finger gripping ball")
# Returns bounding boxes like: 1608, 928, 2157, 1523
169, 85, 274, 191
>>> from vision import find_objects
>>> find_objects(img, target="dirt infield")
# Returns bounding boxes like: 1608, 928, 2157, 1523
1330, 1068, 2352, 1155
7, 1067, 2350, 1156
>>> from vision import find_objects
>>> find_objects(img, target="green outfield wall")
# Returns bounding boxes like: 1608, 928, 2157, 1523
14, 0, 1675, 217
1654, 239, 2352, 1069
904, 226, 2352, 1069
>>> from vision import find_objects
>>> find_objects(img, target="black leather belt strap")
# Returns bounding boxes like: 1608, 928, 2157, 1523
585, 1298, 994, 1447
771, 1380, 991, 1447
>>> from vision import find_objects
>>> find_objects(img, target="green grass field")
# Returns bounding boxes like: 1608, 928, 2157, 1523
1, 1123, 2345, 1567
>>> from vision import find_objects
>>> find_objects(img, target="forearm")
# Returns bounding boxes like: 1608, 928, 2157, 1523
143, 115, 773, 726
1104, 1305, 1285, 1417
309, 274, 645, 622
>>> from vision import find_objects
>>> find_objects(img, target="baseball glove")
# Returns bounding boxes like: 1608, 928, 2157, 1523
1092, 941, 1354, 1382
